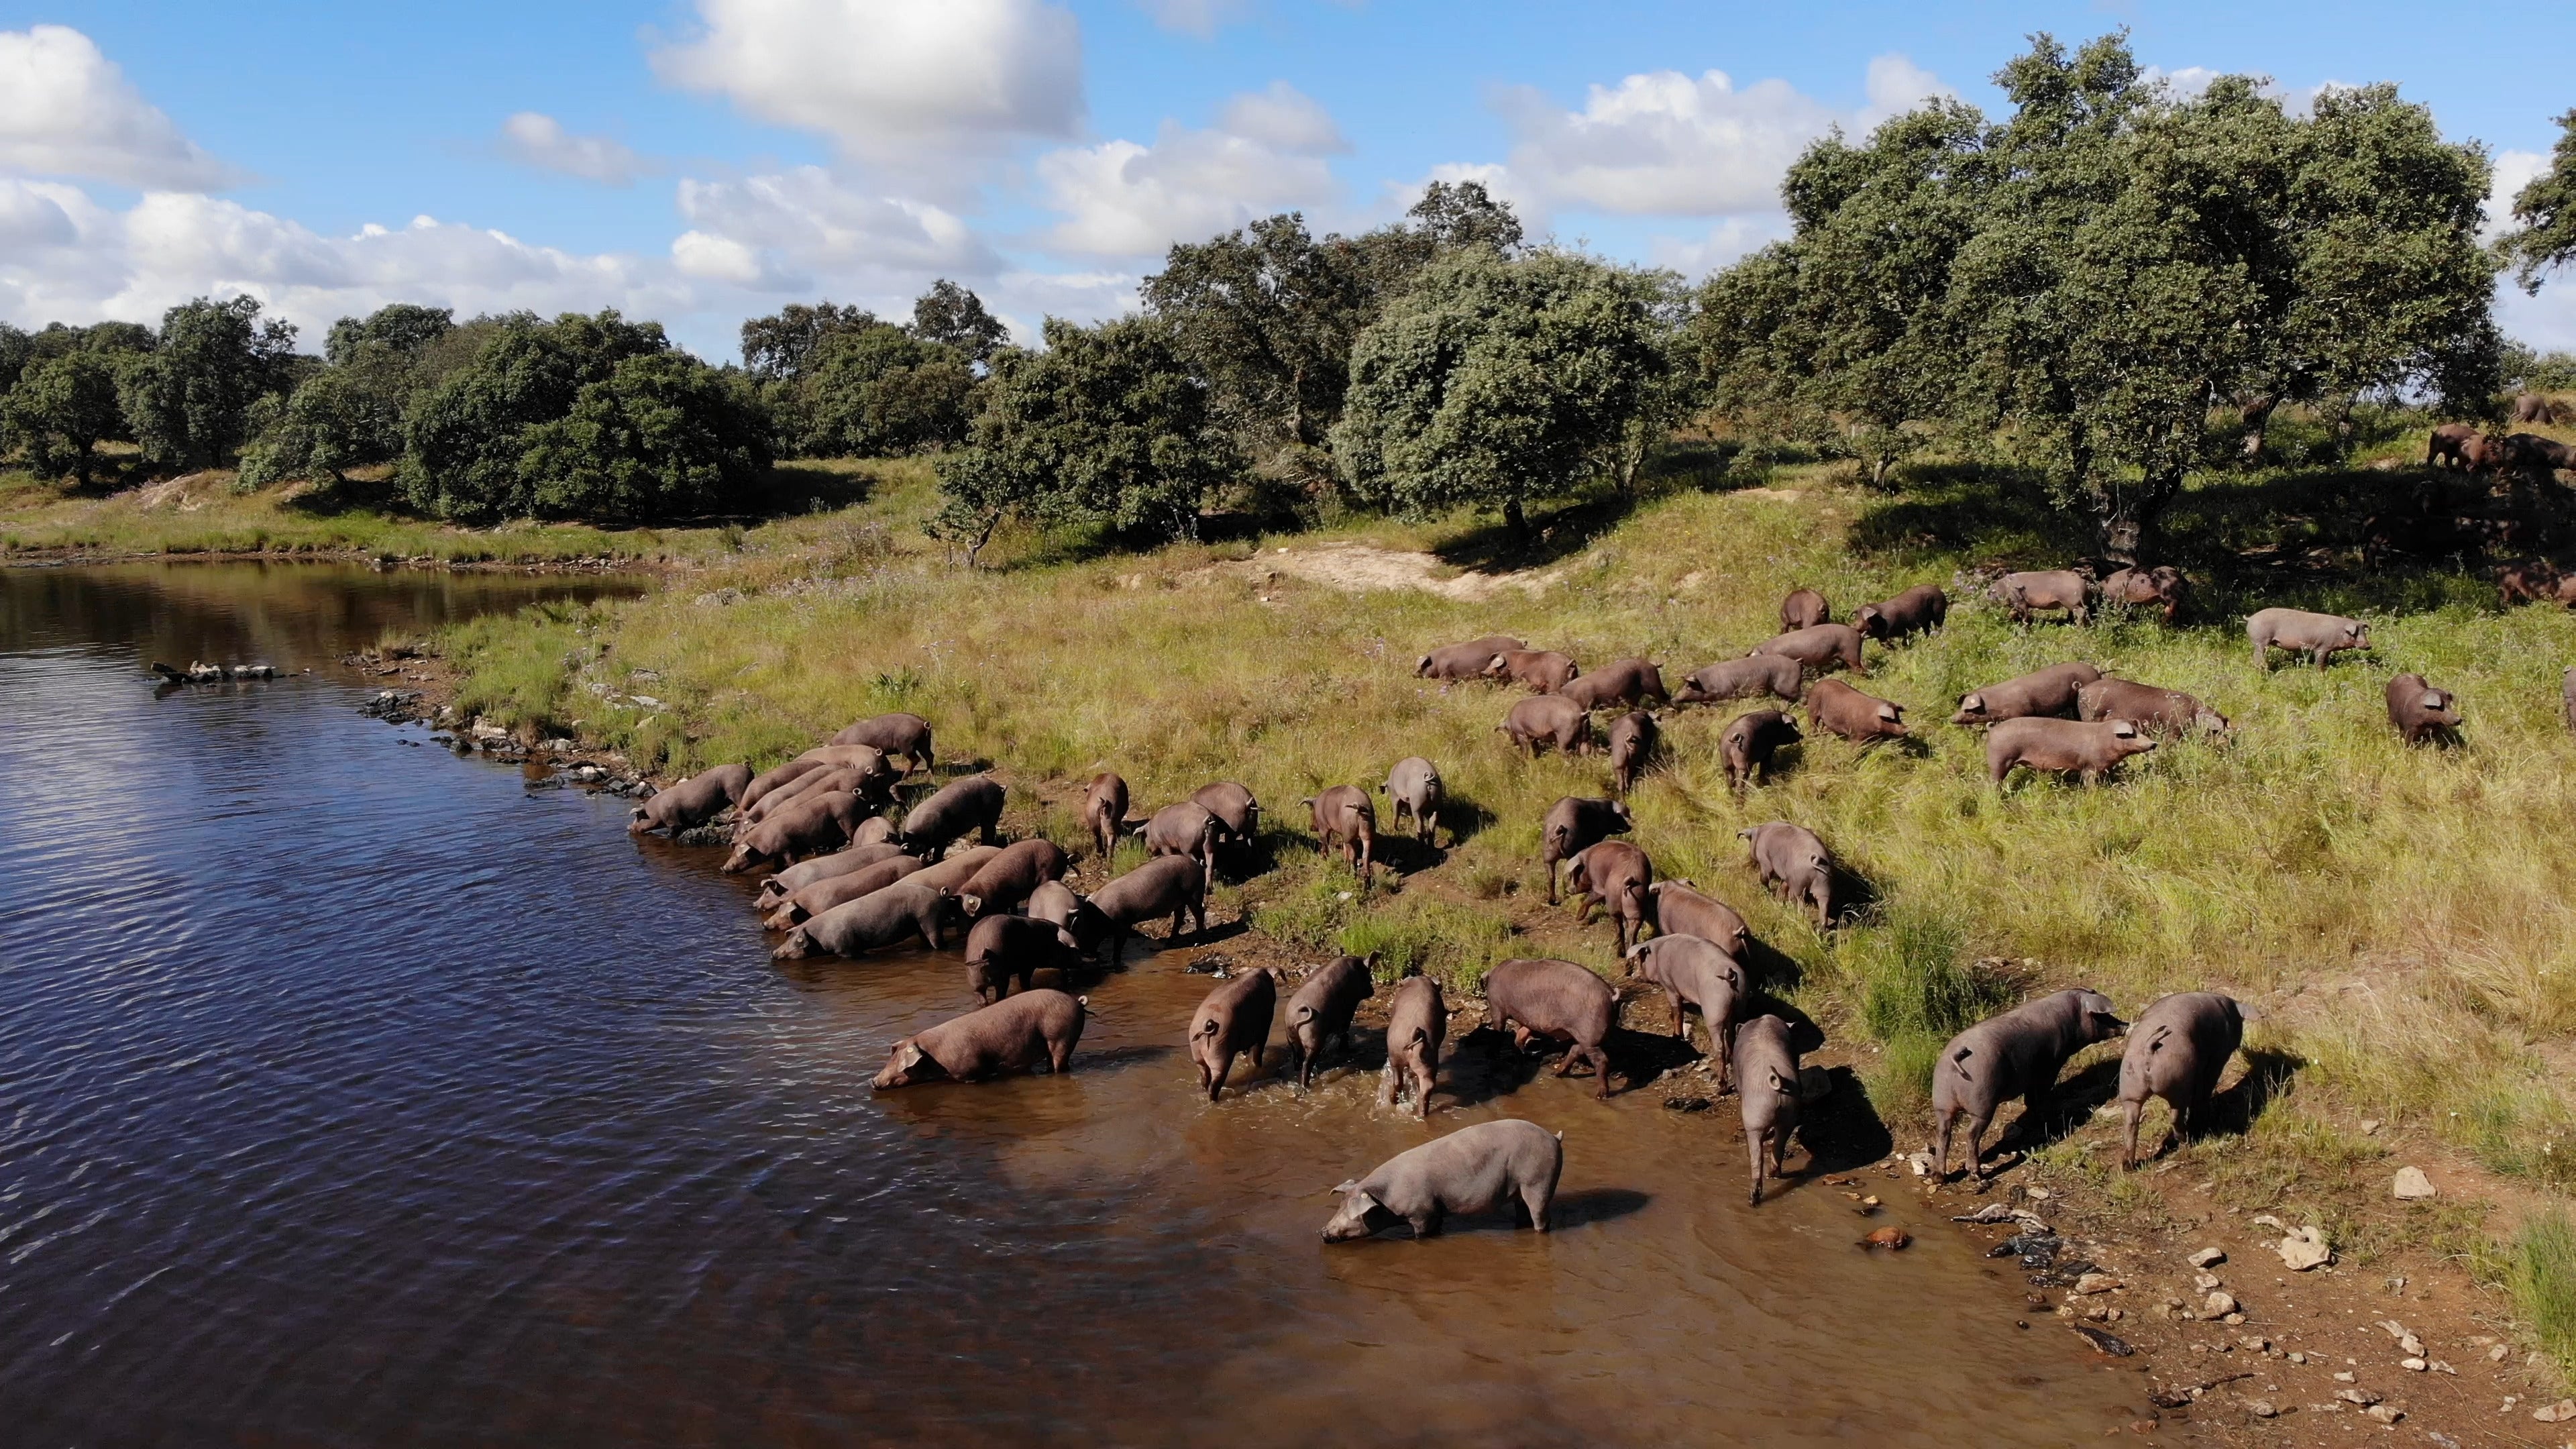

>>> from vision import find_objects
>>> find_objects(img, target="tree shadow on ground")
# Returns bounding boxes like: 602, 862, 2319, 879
1430, 492, 1640, 574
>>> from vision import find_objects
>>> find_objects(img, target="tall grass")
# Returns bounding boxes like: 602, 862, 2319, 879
2512, 1212, 2576, 1374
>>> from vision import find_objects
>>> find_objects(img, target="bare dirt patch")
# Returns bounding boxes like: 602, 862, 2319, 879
1229, 541, 1569, 601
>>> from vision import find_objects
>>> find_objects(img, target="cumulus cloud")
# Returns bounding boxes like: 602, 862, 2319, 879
498, 112, 651, 185
1647, 214, 1796, 277
0, 25, 237, 189
1217, 81, 1348, 155
672, 166, 999, 292
1034, 83, 1349, 257
652, 0, 1083, 177
1138, 0, 1250, 38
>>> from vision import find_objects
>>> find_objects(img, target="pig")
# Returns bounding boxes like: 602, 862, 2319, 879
2075, 678, 2229, 737
755, 841, 908, 908
2500, 559, 2563, 608
1930, 989, 2128, 1179
2426, 421, 2482, 469
1083, 855, 1208, 965
899, 774, 1006, 857
2247, 608, 2370, 671
1482, 957, 1619, 1097
1540, 796, 1631, 904
1305, 784, 1378, 885
2507, 431, 2576, 476
2100, 566, 2188, 625
1189, 966, 1281, 1101
628, 762, 753, 836
773, 879, 953, 960
1379, 756, 1444, 845
871, 988, 1085, 1088
830, 712, 934, 775
1501, 694, 1595, 758
761, 853, 926, 930
1379, 973, 1446, 1118
737, 756, 827, 814
1992, 570, 2095, 625
1670, 654, 1805, 706
964, 914, 1084, 1004
1949, 662, 2102, 726
1564, 839, 1654, 952
2565, 667, 2576, 735
1985, 716, 2156, 786
1026, 879, 1081, 932
722, 790, 867, 873
1081, 771, 1129, 859
1804, 677, 1908, 745
2514, 392, 2565, 426
1190, 782, 1260, 845
1622, 934, 1743, 1071
1142, 802, 1228, 865
1751, 623, 1867, 677
954, 839, 1067, 917
1852, 584, 1947, 643
1417, 635, 1527, 680
744, 765, 866, 826
904, 844, 1004, 898
790, 744, 898, 801
1735, 1014, 1803, 1205
2385, 672, 2462, 747
1321, 1119, 1562, 1241
1285, 954, 1378, 1087
1739, 822, 1834, 926
1487, 649, 1580, 694
1779, 587, 1830, 631
1646, 880, 1752, 959
1558, 658, 1669, 711
1721, 709, 1802, 791
1607, 710, 1658, 796
2116, 991, 2245, 1167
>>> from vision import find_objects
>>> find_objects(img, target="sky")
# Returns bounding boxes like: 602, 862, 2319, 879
0, 0, 2570, 363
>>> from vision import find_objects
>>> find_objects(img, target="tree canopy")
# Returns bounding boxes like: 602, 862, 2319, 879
117, 296, 301, 470
2501, 109, 2576, 294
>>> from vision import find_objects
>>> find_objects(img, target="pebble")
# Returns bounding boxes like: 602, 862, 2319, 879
2243, 1400, 2277, 1418
2194, 1272, 2223, 1292
2402, 1358, 2427, 1372
2364, 1403, 2404, 1424
2334, 1371, 2357, 1383
2359, 1119, 2381, 1134
2490, 1344, 2513, 1362
2534, 1398, 2576, 1423
2203, 1291, 2239, 1318
2276, 1225, 2332, 1271
2337, 1387, 2381, 1407
2188, 1247, 2225, 1269
2393, 1166, 2436, 1200
2074, 1273, 2122, 1295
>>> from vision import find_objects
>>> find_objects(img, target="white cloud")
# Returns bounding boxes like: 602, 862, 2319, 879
1217, 81, 1348, 155
1491, 54, 1949, 217
0, 25, 237, 189
652, 0, 1083, 177
1647, 213, 1795, 277
1138, 0, 1250, 38
499, 112, 649, 185
673, 166, 999, 291
2487, 149, 2576, 350
1381, 162, 1546, 232
2489, 149, 2550, 242
1036, 87, 1348, 257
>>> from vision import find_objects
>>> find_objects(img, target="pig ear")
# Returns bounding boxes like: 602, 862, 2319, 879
959, 894, 983, 916
1961, 693, 1982, 711
1332, 1179, 1360, 1195
2420, 692, 2445, 710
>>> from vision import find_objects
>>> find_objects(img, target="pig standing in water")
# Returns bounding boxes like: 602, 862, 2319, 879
1482, 958, 1619, 1097
2116, 992, 2246, 1167
1285, 955, 1377, 1087
723, 790, 869, 873
1304, 785, 1378, 885
762, 853, 926, 930
964, 914, 1084, 1004
756, 840, 907, 907
1931, 989, 2128, 1179
1082, 772, 1129, 859
1540, 796, 1631, 904
1740, 822, 1835, 926
628, 763, 753, 835
1321, 1119, 1563, 1241
1189, 967, 1281, 1101
2247, 608, 2370, 670
1082, 854, 1209, 966
2385, 673, 2463, 747
1623, 935, 1743, 1075
773, 879, 954, 960
955, 839, 1069, 918
872, 989, 1086, 1087
1735, 1014, 1803, 1205
1379, 972, 1446, 1118
1379, 757, 1444, 845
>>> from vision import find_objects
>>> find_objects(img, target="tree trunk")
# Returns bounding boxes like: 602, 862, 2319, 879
1288, 366, 1309, 447
2095, 466, 2184, 564
1503, 496, 1527, 537
2237, 393, 2277, 463
961, 512, 1000, 570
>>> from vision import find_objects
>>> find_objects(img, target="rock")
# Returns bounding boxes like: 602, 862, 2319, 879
2359, 1118, 2381, 1134
2194, 1272, 2223, 1291
2074, 1273, 2123, 1295
2537, 1399, 2576, 1424
2070, 1324, 2134, 1356
2188, 1246, 2226, 1269
2393, 1167, 2436, 1200
2023, 1186, 2051, 1201
2336, 1387, 2380, 1407
2251, 1212, 2286, 1230
2276, 1225, 2332, 1271
2363, 1403, 2404, 1424
2402, 1358, 2426, 1371
2333, 1372, 2355, 1383
2222, 1311, 2245, 1325
2239, 1335, 2269, 1352
2490, 1344, 2512, 1362
2286, 1351, 2304, 1364
1955, 1203, 2021, 1224
1906, 1152, 1937, 1177
2243, 1400, 2277, 1418
1862, 1227, 1911, 1250
2203, 1291, 2238, 1318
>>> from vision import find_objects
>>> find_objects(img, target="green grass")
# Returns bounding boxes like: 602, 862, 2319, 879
2512, 1212, 2576, 1374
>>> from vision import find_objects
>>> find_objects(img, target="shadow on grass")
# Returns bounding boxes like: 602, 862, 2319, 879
2002, 1056, 2125, 1159
1799, 1065, 1897, 1173
2198, 1046, 2302, 1142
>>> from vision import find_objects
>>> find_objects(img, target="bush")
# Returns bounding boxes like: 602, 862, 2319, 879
518, 354, 772, 524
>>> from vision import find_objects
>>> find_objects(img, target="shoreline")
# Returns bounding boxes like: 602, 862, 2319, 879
5, 543, 680, 575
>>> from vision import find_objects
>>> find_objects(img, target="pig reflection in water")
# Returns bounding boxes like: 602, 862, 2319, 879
1322, 1120, 1564, 1242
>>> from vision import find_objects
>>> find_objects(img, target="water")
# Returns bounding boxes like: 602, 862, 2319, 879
0, 561, 2167, 1446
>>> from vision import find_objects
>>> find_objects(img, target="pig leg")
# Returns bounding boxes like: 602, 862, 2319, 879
1670, 994, 1688, 1038
2121, 1097, 2143, 1168
1410, 1064, 1434, 1119
1933, 1107, 1957, 1179
1586, 1045, 1615, 1098
1521, 1176, 1552, 1232
1748, 1127, 1768, 1205
1409, 1205, 1446, 1240
1206, 1050, 1235, 1102
1049, 1034, 1073, 1074
1962, 1113, 1993, 1178
1545, 855, 1561, 906
1715, 1032, 1733, 1092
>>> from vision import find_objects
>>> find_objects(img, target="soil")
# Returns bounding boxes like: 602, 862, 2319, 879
1209, 541, 1569, 600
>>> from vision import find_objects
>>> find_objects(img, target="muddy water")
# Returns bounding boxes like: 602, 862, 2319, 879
0, 562, 2165, 1446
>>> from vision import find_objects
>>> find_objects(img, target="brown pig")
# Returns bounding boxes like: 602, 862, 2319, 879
1081, 771, 1129, 859
1379, 756, 1444, 845
2075, 678, 2229, 737
904, 844, 1004, 898
738, 755, 826, 814
1646, 880, 1752, 958
1487, 649, 1580, 693
1950, 662, 2102, 726
1670, 654, 1805, 706
763, 853, 927, 930
628, 762, 753, 835
1417, 635, 1527, 680
1285, 954, 1377, 1087
2385, 672, 2462, 747
1992, 570, 2095, 625
1379, 972, 1446, 1119
1985, 717, 2155, 786
830, 712, 934, 775
1081, 855, 1208, 965
1739, 822, 1834, 926
773, 879, 953, 959
744, 764, 865, 826
1305, 784, 1378, 885
1735, 1014, 1803, 1205
2427, 421, 2483, 469
2116, 991, 2245, 1167
2100, 566, 2187, 624
1779, 587, 1829, 631
1750, 623, 1867, 677
964, 914, 1084, 1004
1321, 1119, 1562, 1240
1558, 658, 1668, 710
1931, 989, 2127, 1178
1190, 782, 1260, 843
1501, 694, 1595, 758
898, 775, 1006, 857
1623, 934, 1743, 1073
1189, 966, 1281, 1101
1565, 839, 1654, 952
2247, 608, 2369, 671
723, 790, 868, 873
1607, 710, 1658, 796
1482, 957, 1619, 1097
1721, 709, 1801, 790
1540, 795, 1631, 904
954, 839, 1067, 917
756, 841, 908, 908
1142, 802, 1228, 865
1852, 584, 1947, 642
871, 988, 1085, 1088
2500, 559, 2564, 608
1026, 879, 1080, 932
1804, 677, 1908, 745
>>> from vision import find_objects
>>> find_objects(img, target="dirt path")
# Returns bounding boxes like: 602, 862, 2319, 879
1221, 541, 1570, 600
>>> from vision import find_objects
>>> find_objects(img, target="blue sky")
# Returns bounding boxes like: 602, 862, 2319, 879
2, 1, 2570, 361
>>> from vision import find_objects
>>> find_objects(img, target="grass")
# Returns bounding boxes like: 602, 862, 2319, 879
439, 423, 2576, 1307
2513, 1212, 2576, 1375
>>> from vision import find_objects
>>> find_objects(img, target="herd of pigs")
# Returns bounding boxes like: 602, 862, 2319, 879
617, 565, 2492, 1240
